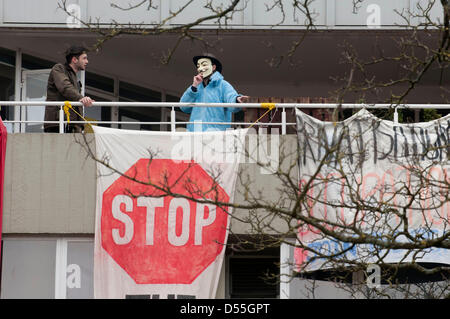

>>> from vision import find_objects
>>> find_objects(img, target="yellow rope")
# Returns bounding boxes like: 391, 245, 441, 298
65, 101, 277, 131
260, 103, 276, 110
63, 101, 90, 124
248, 103, 276, 129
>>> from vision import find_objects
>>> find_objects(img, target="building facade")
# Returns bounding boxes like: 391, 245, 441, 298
0, 0, 447, 299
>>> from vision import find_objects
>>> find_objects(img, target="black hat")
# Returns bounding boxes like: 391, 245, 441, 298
193, 53, 222, 74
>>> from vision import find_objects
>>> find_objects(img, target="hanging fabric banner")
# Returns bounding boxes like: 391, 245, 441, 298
294, 108, 450, 272
93, 127, 247, 299
0, 117, 7, 263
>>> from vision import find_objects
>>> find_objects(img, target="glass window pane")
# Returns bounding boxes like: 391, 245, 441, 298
119, 81, 161, 102
66, 240, 94, 299
229, 257, 279, 298
0, 48, 16, 133
1, 239, 56, 299
24, 71, 49, 132
85, 72, 114, 93
22, 54, 53, 70
82, 93, 112, 129
118, 81, 162, 131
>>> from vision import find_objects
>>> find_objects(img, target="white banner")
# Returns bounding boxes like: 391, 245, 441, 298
294, 108, 450, 271
93, 127, 247, 298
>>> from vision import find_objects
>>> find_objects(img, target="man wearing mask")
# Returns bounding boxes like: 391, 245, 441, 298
44, 45, 94, 133
180, 53, 248, 132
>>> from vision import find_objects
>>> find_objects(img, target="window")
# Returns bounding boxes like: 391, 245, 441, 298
65, 240, 94, 299
228, 256, 279, 298
85, 72, 114, 94
1, 238, 56, 298
22, 54, 54, 70
119, 81, 161, 102
1, 237, 94, 299
83, 91, 113, 129
0, 48, 15, 132
0, 48, 183, 132
119, 81, 162, 131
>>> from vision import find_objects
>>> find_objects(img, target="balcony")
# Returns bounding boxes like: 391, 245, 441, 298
2, 101, 450, 234
2, 101, 449, 299
2, 101, 450, 133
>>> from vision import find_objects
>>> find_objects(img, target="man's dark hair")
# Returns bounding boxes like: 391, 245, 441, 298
65, 46, 88, 64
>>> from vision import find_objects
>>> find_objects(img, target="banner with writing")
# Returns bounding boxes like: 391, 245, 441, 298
294, 108, 450, 271
93, 127, 246, 298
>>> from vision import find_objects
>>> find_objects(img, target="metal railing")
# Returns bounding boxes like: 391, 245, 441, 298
1, 101, 449, 134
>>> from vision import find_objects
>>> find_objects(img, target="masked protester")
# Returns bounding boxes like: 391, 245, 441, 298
180, 53, 249, 132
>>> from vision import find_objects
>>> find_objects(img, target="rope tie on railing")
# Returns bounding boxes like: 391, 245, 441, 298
64, 101, 277, 130
248, 103, 276, 129
63, 101, 90, 124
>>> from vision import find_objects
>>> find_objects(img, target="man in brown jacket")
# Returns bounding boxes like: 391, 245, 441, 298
44, 46, 94, 133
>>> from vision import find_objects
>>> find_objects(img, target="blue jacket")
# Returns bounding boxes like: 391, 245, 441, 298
180, 71, 241, 131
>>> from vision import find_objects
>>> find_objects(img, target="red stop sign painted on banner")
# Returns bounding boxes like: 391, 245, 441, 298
101, 159, 230, 284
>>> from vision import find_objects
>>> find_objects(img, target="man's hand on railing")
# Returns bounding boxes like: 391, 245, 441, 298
79, 96, 95, 107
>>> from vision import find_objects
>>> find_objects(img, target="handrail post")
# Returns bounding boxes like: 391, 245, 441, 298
59, 106, 64, 134
394, 106, 399, 124
171, 107, 176, 132
281, 107, 286, 135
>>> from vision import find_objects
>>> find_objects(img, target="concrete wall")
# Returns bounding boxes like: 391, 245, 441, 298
3, 133, 298, 235
3, 133, 96, 234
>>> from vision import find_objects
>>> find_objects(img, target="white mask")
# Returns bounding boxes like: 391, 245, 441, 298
197, 58, 215, 78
